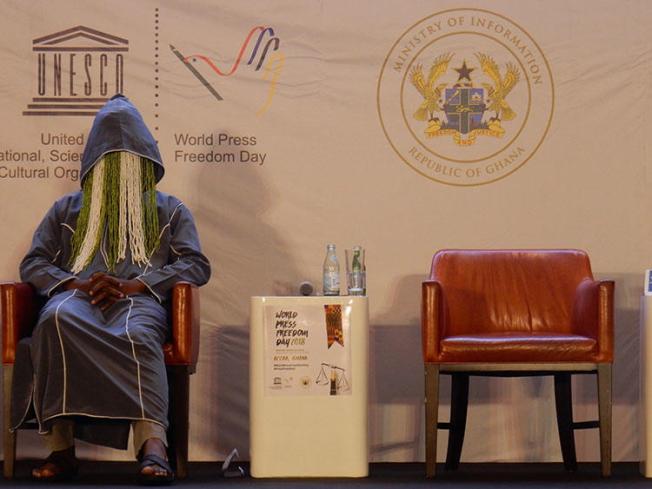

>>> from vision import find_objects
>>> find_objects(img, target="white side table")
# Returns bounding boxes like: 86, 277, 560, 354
642, 296, 652, 476
249, 296, 369, 477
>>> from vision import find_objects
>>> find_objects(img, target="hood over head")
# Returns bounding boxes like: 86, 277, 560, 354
80, 94, 164, 185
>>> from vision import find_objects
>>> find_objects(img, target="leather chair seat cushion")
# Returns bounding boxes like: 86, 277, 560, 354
439, 332, 597, 362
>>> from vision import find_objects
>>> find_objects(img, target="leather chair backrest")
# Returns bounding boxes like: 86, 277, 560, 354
430, 250, 593, 336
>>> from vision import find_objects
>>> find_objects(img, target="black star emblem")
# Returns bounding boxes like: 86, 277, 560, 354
455, 60, 474, 82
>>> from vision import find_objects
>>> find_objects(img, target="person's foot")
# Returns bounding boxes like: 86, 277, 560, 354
32, 446, 79, 481
139, 438, 174, 485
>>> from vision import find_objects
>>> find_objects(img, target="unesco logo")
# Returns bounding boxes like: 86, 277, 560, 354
377, 9, 554, 186
23, 26, 128, 117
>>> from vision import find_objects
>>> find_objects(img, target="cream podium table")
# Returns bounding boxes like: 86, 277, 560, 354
642, 295, 652, 476
249, 296, 369, 477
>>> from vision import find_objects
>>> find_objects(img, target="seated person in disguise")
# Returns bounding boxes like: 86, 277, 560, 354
13, 94, 211, 483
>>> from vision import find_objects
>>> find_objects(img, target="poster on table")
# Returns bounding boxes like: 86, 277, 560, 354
264, 303, 352, 396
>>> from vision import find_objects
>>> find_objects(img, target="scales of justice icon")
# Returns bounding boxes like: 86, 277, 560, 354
315, 362, 351, 394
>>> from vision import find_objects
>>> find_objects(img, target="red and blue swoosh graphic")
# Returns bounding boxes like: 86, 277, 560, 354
171, 26, 282, 107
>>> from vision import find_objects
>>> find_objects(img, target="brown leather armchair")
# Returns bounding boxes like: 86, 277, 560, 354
422, 250, 614, 477
1, 281, 200, 479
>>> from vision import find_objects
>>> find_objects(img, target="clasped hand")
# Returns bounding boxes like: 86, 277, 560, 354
65, 273, 147, 310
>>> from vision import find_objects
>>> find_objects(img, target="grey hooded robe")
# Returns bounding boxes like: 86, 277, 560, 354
12, 95, 211, 449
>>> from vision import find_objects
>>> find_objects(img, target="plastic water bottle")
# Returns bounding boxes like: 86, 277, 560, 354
323, 244, 340, 296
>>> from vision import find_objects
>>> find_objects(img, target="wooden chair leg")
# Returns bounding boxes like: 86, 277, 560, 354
167, 366, 190, 480
3, 365, 16, 479
597, 364, 612, 477
445, 373, 469, 471
425, 363, 439, 478
554, 373, 577, 471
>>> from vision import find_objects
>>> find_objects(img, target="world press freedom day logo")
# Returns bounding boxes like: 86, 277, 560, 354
171, 26, 284, 117
377, 9, 554, 186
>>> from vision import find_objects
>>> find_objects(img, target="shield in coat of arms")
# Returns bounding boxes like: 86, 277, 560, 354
443, 87, 486, 134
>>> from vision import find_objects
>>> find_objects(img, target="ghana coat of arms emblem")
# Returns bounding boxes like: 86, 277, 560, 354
409, 53, 520, 146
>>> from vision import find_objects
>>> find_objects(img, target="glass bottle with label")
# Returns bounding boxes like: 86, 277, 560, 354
322, 244, 340, 296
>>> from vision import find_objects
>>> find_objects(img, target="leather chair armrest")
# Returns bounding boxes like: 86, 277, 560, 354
422, 280, 443, 363
572, 279, 614, 362
1, 282, 40, 365
165, 282, 200, 369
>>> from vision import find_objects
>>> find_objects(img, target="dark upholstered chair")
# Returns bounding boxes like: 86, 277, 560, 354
1, 281, 200, 479
422, 250, 614, 477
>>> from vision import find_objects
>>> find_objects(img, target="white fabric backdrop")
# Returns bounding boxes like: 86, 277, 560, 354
0, 0, 650, 463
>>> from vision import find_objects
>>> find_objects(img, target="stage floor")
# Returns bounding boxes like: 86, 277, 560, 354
0, 462, 649, 488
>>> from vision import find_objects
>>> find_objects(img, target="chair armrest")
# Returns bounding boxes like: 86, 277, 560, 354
572, 279, 614, 362
422, 280, 443, 363
164, 282, 200, 369
1, 282, 40, 365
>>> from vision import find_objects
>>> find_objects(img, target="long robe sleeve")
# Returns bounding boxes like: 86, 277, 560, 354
19, 198, 75, 297
136, 199, 211, 302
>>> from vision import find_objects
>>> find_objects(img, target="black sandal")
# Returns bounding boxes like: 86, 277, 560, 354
139, 453, 175, 485
32, 448, 79, 481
